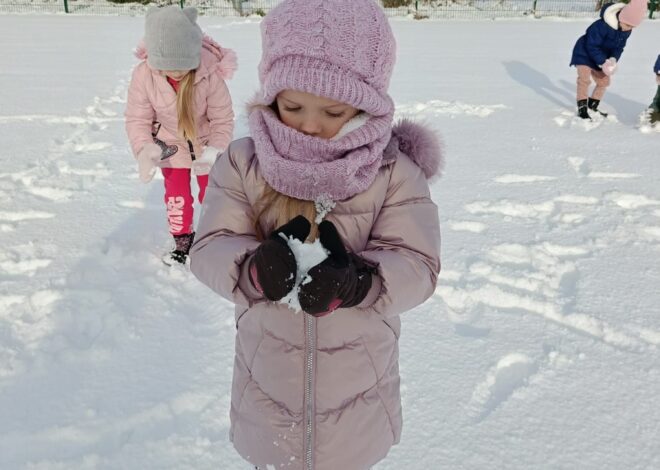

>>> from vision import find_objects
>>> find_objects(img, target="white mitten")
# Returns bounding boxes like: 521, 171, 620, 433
137, 143, 162, 183
192, 146, 221, 176
601, 57, 617, 76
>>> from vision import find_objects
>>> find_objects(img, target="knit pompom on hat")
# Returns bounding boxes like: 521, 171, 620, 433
258, 0, 397, 116
619, 0, 647, 27
144, 6, 203, 71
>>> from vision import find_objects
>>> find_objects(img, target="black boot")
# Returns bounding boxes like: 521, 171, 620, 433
651, 109, 660, 124
649, 86, 660, 123
577, 99, 590, 120
163, 232, 194, 266
588, 97, 608, 117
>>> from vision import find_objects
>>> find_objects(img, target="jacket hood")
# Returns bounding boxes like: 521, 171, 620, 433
601, 2, 625, 29
134, 34, 237, 82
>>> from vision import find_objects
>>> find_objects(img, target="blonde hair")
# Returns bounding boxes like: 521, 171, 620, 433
177, 71, 197, 143
254, 185, 318, 242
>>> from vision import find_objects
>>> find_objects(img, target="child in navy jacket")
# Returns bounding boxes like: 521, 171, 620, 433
570, 0, 647, 119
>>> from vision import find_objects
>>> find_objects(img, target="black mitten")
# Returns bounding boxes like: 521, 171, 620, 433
299, 221, 374, 316
250, 215, 311, 301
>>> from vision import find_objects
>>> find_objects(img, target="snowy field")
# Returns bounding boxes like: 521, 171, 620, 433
1, 14, 659, 470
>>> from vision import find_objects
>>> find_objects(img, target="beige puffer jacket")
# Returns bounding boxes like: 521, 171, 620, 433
190, 123, 441, 470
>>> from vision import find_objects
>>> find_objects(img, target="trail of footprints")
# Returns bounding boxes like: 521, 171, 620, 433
0, 81, 126, 208
0, 80, 128, 229
0, 82, 129, 385
438, 157, 660, 420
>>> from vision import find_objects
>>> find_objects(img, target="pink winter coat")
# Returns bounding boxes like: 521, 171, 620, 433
190, 122, 442, 470
125, 36, 236, 168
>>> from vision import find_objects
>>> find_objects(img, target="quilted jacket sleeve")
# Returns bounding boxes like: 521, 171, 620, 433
584, 21, 608, 67
205, 72, 235, 151
358, 154, 441, 318
190, 139, 263, 307
125, 63, 155, 157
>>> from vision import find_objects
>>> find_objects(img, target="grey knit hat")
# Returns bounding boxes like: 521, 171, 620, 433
144, 6, 203, 71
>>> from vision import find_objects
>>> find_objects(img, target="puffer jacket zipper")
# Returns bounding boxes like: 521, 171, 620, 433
303, 314, 317, 470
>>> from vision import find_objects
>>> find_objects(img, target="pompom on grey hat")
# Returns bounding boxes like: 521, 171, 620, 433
144, 6, 203, 71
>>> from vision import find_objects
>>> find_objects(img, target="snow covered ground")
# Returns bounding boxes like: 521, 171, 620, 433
1, 14, 659, 470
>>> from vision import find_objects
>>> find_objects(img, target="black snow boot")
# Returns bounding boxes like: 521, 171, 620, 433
649, 86, 660, 124
577, 99, 590, 120
651, 85, 660, 111
650, 109, 660, 125
588, 97, 608, 117
162, 232, 194, 266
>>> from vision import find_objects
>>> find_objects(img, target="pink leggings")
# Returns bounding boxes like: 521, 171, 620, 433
576, 65, 610, 101
161, 168, 209, 236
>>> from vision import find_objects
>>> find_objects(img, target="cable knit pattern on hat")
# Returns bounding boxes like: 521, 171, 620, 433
257, 0, 396, 116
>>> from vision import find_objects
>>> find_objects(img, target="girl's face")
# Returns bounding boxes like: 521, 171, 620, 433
160, 70, 191, 81
620, 21, 633, 32
276, 90, 360, 139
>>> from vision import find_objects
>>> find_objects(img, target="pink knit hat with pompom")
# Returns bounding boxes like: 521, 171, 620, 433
258, 0, 396, 117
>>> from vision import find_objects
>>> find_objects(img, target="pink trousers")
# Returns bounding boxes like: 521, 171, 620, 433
576, 65, 610, 101
161, 168, 209, 236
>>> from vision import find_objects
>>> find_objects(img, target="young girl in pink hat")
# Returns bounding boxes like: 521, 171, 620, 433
189, 0, 443, 468
570, 0, 647, 119
125, 6, 237, 265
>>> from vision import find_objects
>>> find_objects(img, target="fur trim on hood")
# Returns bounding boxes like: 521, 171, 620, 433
390, 119, 444, 180
602, 2, 625, 30
134, 34, 237, 81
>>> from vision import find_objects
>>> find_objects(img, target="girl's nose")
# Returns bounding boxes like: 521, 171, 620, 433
300, 117, 322, 136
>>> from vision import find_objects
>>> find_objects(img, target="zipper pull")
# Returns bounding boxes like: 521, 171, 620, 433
187, 139, 196, 161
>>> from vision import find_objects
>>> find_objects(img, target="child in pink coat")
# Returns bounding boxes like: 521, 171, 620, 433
125, 6, 236, 265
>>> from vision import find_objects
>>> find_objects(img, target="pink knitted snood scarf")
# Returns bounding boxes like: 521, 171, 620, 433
249, 104, 394, 202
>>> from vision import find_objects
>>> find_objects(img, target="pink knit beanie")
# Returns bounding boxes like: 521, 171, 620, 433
619, 0, 647, 27
258, 0, 396, 116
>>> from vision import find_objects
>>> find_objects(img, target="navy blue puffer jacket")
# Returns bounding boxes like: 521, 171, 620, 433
570, 3, 631, 70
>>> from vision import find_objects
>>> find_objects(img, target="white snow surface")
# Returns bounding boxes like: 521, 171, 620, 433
1, 14, 660, 470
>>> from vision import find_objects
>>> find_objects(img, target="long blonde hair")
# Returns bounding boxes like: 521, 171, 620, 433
254, 185, 318, 242
177, 71, 197, 143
